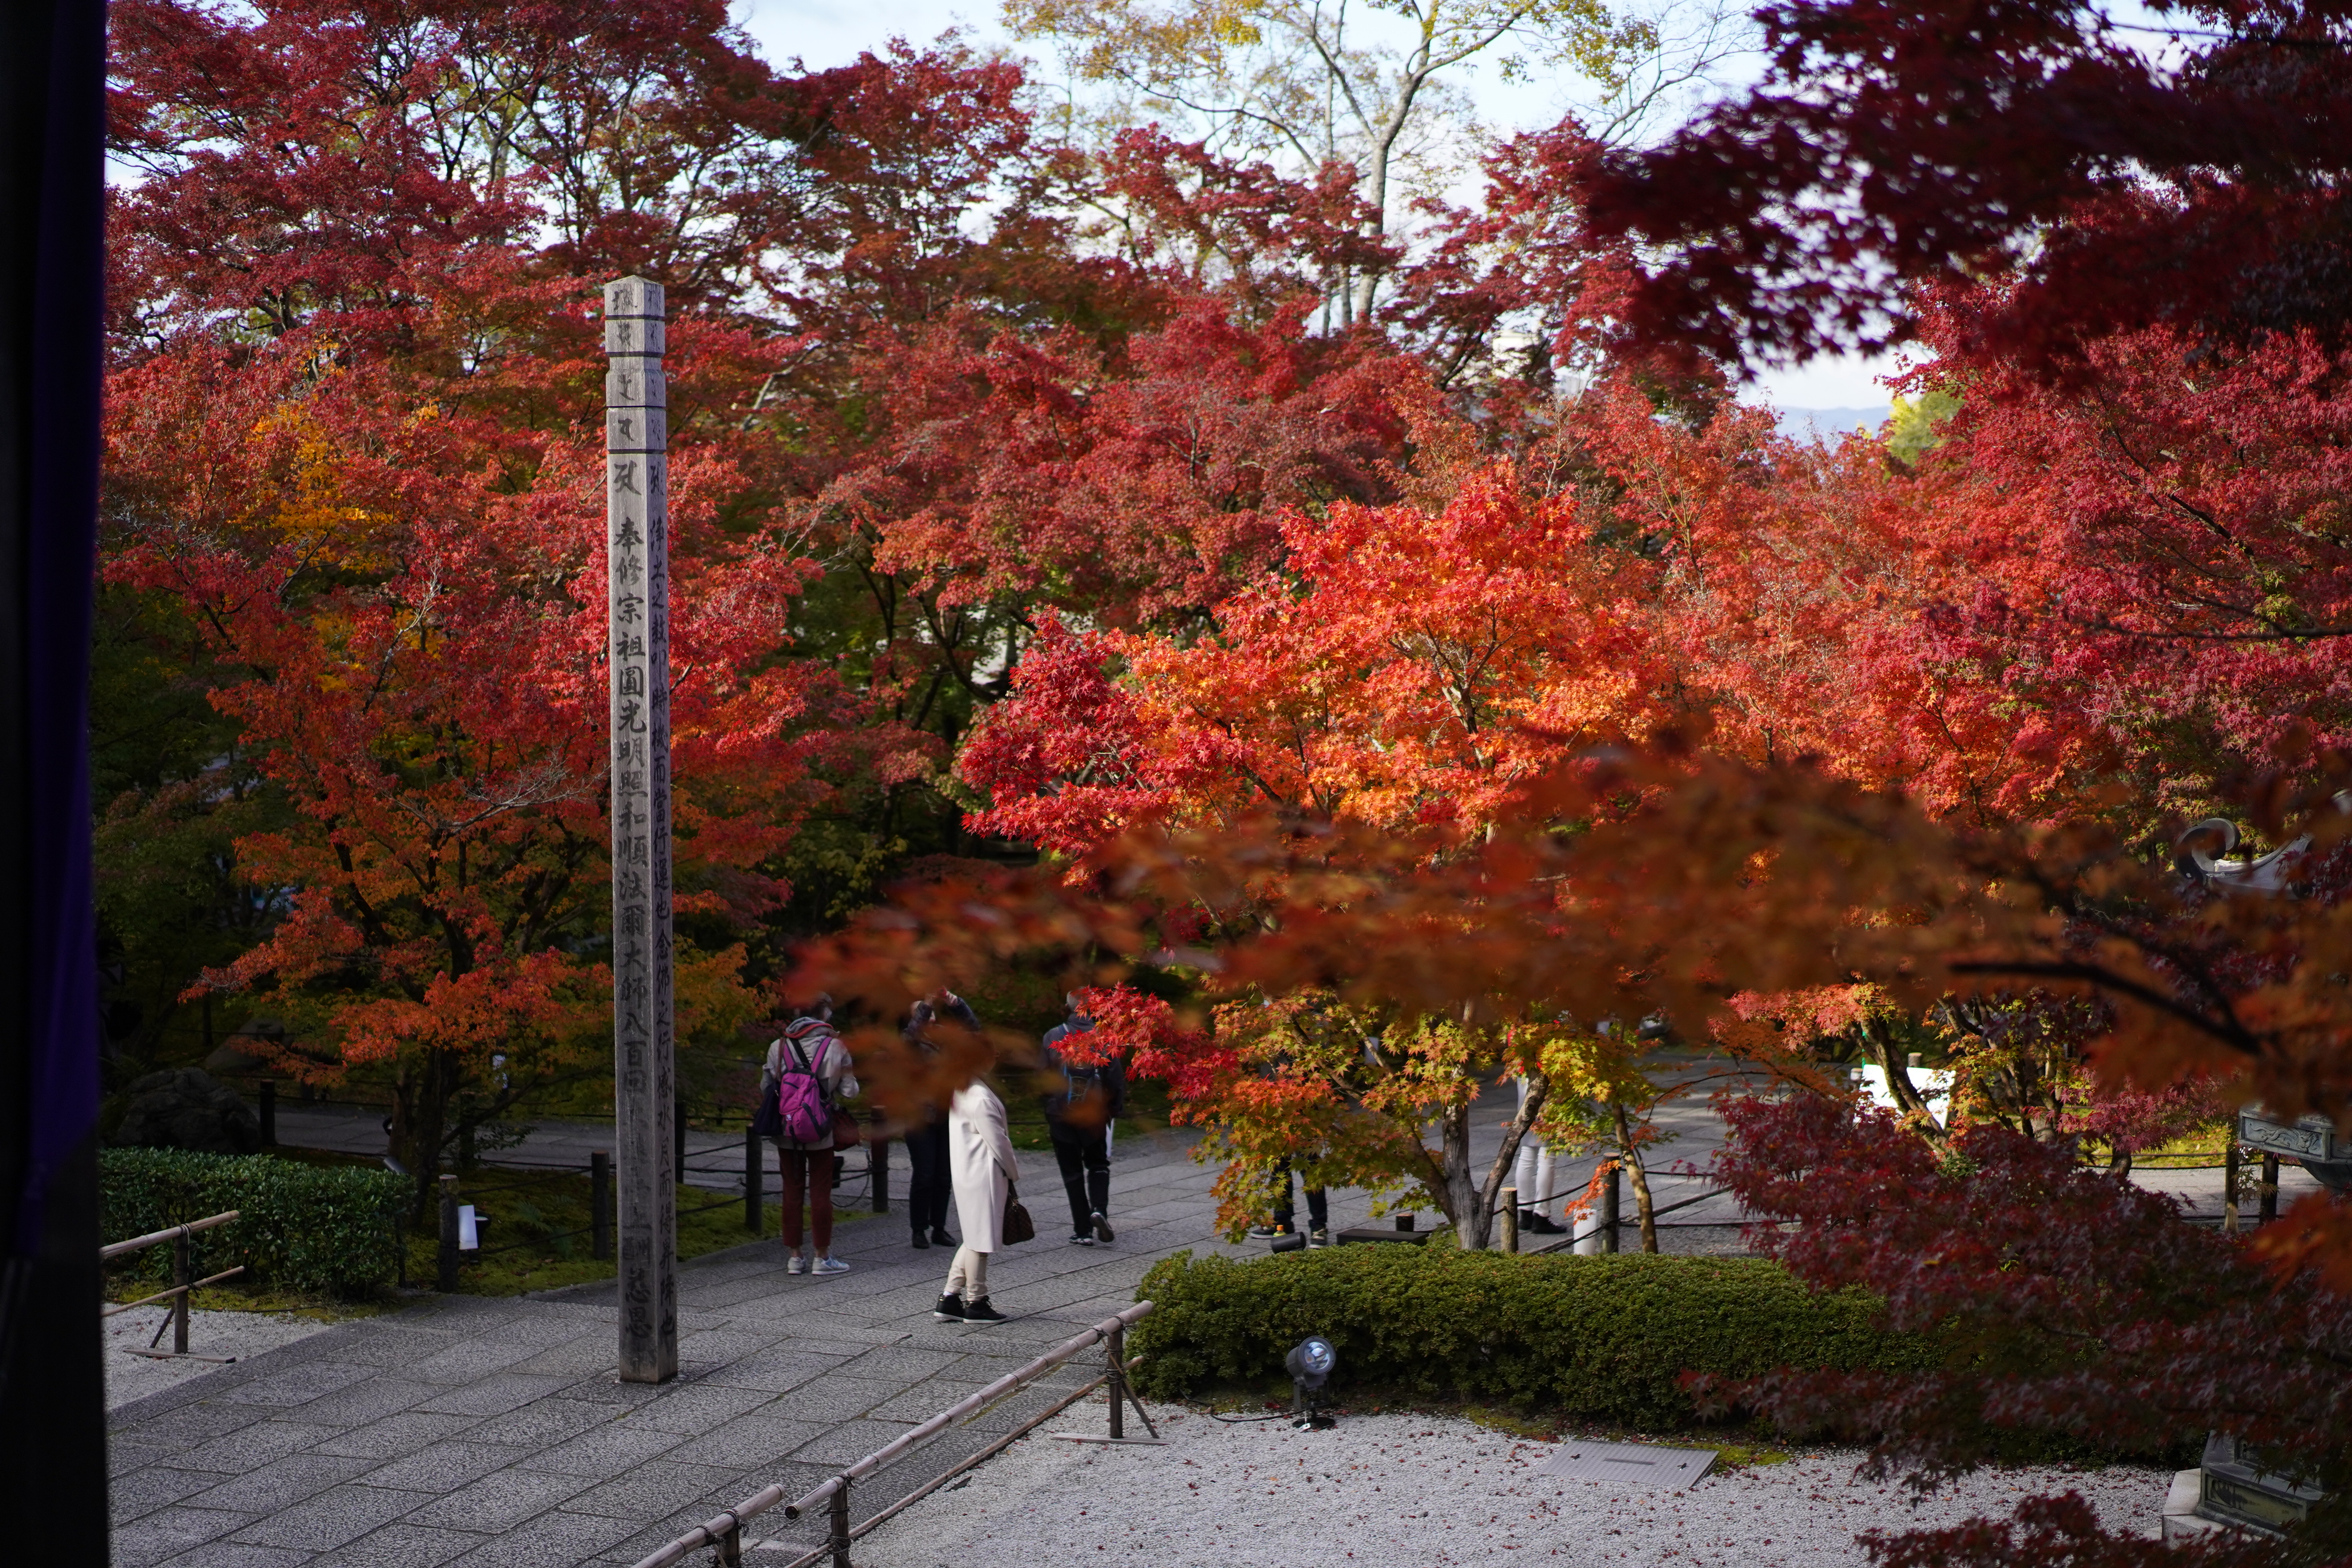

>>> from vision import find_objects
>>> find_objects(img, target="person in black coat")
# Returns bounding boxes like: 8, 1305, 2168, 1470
901, 993, 973, 1249
1040, 996, 1123, 1246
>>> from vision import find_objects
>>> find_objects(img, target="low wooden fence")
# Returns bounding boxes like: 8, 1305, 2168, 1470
630, 1300, 1158, 1568
101, 1210, 244, 1362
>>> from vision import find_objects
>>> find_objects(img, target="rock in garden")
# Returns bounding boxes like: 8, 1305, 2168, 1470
115, 1068, 262, 1155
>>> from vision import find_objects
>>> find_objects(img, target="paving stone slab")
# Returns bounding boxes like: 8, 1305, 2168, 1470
655, 1413, 832, 1471
219, 1361, 386, 1410
393, 1465, 597, 1533
309, 1411, 483, 1461
750, 1377, 888, 1426
673, 1327, 775, 1363
789, 1416, 924, 1467
501, 1335, 620, 1379
180, 1454, 382, 1515
517, 1415, 694, 1477
442, 1507, 641, 1568
628, 1378, 780, 1434
402, 1338, 562, 1385
111, 1462, 227, 1523
112, 1435, 186, 1475
562, 1458, 746, 1519
226, 1482, 423, 1553
701, 1350, 844, 1394
279, 1377, 441, 1430
111, 1505, 262, 1568
357, 1440, 539, 1494
155, 1421, 350, 1477
114, 1398, 280, 1450
307, 1522, 486, 1568
154, 1543, 316, 1568
412, 1374, 575, 1417
856, 1382, 983, 1429
463, 1396, 621, 1448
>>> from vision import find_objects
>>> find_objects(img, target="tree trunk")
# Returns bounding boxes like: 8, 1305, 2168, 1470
1436, 1099, 1484, 1248
1475, 1071, 1546, 1252
394, 1053, 461, 1218
1612, 1100, 1659, 1254
1862, 1018, 1947, 1150
1431, 1069, 1550, 1250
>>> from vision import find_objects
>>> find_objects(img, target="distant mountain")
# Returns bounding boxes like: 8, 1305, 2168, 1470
1775, 405, 1892, 440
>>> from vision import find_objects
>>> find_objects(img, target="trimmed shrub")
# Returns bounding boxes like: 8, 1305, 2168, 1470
101, 1148, 410, 1297
1130, 1245, 1933, 1429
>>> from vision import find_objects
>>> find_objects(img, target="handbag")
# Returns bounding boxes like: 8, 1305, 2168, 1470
1002, 1181, 1036, 1245
829, 1105, 862, 1151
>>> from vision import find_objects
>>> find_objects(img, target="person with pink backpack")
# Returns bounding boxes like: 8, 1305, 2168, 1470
761, 997, 860, 1276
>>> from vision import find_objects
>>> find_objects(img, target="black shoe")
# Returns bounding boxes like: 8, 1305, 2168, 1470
1246, 1224, 1278, 1239
1308, 1227, 1330, 1247
1091, 1211, 1115, 1244
912, 1230, 932, 1250
1521, 1211, 1566, 1235
930, 1226, 955, 1247
962, 1296, 1007, 1323
1069, 1232, 1096, 1247
932, 1294, 965, 1321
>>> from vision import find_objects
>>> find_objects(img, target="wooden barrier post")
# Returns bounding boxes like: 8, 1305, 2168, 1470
871, 1129, 888, 1215
2261, 1153, 2281, 1225
1108, 1322, 1125, 1441
591, 1151, 612, 1261
2224, 1143, 2241, 1234
744, 1124, 761, 1233
172, 1226, 191, 1354
1500, 1185, 1519, 1254
1601, 1163, 1621, 1254
828, 1477, 852, 1568
438, 1174, 460, 1291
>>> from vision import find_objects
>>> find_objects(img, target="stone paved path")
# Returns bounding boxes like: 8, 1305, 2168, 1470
106, 1127, 1423, 1568
108, 1062, 2287, 1567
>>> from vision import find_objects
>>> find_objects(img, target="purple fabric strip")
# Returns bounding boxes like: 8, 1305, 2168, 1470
14, 0, 103, 1254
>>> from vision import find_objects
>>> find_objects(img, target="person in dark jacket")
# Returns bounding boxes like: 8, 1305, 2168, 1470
901, 993, 973, 1250
1040, 996, 1123, 1246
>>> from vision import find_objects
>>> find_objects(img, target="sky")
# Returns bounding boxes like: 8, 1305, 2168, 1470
731, 0, 1903, 411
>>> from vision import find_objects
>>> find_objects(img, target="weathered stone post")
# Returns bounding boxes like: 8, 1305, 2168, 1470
605, 276, 677, 1383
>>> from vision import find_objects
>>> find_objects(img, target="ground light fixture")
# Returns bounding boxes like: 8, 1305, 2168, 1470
1286, 1336, 1338, 1429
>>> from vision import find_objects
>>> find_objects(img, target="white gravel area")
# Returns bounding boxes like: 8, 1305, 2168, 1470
102, 1305, 332, 1409
855, 1403, 2171, 1566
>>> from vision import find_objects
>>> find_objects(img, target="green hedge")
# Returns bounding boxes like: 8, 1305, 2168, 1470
100, 1148, 410, 1298
1130, 1245, 1933, 1429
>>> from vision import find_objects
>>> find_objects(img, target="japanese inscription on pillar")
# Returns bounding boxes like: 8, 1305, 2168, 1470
605, 276, 676, 1383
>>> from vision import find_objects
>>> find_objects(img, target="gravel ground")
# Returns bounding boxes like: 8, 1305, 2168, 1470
102, 1305, 332, 1409
854, 1403, 2171, 1566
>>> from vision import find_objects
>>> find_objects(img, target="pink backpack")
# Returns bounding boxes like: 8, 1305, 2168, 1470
774, 1025, 834, 1144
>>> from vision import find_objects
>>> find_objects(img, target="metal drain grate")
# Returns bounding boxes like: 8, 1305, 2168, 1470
1538, 1440, 1717, 1490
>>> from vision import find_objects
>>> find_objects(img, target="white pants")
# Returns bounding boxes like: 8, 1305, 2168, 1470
946, 1245, 988, 1302
1512, 1141, 1557, 1208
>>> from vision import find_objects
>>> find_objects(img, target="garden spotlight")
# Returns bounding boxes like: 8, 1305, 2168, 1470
1285, 1335, 1338, 1428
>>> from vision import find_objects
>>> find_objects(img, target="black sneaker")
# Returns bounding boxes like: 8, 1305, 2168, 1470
929, 1226, 955, 1247
1246, 1224, 1279, 1239
962, 1296, 1007, 1323
1522, 1211, 1566, 1235
1069, 1232, 1096, 1247
932, 1294, 965, 1321
912, 1230, 932, 1250
1308, 1227, 1330, 1247
1091, 1211, 1116, 1244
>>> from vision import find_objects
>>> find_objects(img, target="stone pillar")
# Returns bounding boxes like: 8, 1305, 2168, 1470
605, 276, 676, 1383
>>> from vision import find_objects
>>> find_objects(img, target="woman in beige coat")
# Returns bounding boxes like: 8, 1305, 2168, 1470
936, 1076, 1018, 1323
